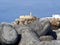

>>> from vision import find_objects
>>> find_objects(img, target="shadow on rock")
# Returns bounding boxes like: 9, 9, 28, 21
46, 30, 57, 40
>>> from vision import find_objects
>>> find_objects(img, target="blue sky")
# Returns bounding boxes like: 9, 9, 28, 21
0, 0, 60, 22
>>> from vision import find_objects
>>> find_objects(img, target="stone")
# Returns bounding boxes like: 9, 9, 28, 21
38, 40, 60, 45
19, 27, 40, 45
27, 18, 52, 37
39, 36, 54, 41
0, 23, 18, 45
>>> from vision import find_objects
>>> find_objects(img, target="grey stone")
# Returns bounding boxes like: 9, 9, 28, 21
19, 27, 40, 45
38, 40, 60, 45
27, 18, 51, 37
19, 40, 60, 45
39, 36, 54, 41
0, 23, 18, 44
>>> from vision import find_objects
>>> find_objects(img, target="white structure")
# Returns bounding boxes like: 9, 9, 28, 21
52, 14, 60, 18
45, 14, 60, 18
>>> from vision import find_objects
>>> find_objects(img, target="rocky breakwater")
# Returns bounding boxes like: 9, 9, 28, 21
12, 17, 57, 45
0, 15, 60, 45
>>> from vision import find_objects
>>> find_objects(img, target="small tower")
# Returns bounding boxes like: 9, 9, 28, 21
30, 12, 32, 16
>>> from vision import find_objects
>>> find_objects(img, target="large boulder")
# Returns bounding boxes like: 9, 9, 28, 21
18, 26, 58, 45
39, 36, 54, 41
0, 23, 18, 45
27, 18, 53, 36
19, 26, 40, 45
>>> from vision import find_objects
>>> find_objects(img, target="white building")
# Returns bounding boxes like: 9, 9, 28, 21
45, 14, 60, 18
52, 14, 60, 18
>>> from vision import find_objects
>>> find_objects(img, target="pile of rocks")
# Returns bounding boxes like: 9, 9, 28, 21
0, 17, 60, 45
0, 12, 60, 45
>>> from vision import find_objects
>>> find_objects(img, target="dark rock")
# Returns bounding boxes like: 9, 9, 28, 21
53, 29, 60, 40
46, 30, 57, 40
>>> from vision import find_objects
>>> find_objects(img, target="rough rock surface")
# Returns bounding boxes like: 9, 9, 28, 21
0, 23, 18, 45
27, 18, 55, 37
0, 18, 60, 45
39, 36, 54, 41
19, 27, 40, 45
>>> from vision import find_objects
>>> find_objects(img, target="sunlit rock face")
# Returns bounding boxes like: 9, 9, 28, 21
0, 23, 19, 45
19, 27, 40, 45
27, 18, 51, 36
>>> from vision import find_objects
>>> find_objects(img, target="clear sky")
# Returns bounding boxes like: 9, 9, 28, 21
0, 0, 60, 22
